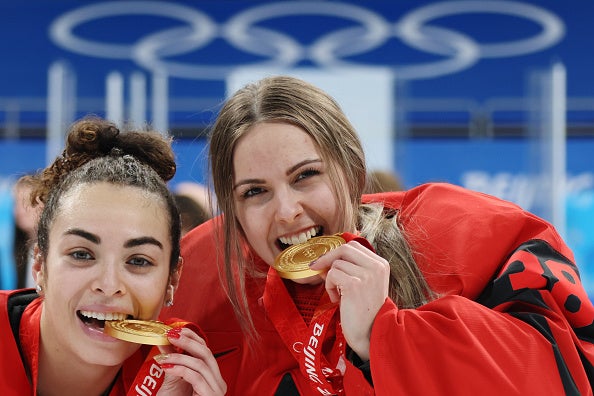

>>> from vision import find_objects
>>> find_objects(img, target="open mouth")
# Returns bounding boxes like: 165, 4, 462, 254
77, 310, 133, 331
278, 226, 323, 251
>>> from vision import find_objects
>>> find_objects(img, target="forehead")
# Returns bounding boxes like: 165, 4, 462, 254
234, 122, 320, 162
54, 182, 169, 231
61, 181, 160, 204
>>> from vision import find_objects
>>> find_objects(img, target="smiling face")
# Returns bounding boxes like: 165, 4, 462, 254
232, 122, 350, 283
35, 182, 174, 367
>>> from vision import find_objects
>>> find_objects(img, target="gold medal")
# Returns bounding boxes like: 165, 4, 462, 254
104, 319, 172, 345
273, 234, 345, 279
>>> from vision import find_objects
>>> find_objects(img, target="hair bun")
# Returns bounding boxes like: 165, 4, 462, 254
109, 147, 124, 157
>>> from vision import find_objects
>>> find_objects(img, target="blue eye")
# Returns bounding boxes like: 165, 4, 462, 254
128, 257, 154, 267
71, 250, 93, 260
296, 168, 320, 181
242, 186, 265, 199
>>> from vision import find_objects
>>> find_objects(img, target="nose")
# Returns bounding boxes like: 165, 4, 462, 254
92, 261, 125, 296
274, 186, 303, 224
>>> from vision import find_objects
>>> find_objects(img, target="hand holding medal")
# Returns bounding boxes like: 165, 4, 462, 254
105, 319, 227, 394
305, 232, 389, 362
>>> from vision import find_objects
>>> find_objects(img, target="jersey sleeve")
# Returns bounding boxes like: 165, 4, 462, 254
363, 183, 594, 395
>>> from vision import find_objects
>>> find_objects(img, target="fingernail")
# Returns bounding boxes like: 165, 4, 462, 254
153, 353, 168, 363
309, 259, 317, 267
167, 327, 182, 339
160, 363, 175, 369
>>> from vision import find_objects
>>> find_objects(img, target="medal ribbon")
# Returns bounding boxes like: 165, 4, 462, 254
264, 269, 345, 395
126, 320, 203, 396
264, 232, 375, 395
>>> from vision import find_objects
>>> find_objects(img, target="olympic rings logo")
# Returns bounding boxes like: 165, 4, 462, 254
49, 1, 564, 80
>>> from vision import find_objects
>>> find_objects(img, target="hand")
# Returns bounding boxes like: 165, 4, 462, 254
155, 327, 227, 396
310, 240, 390, 361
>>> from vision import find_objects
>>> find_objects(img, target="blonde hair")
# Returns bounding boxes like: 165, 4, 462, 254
358, 204, 434, 308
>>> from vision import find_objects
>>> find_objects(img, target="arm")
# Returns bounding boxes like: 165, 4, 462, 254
369, 287, 591, 395
360, 183, 594, 395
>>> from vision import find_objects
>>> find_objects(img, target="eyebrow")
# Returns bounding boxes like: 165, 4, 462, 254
125, 236, 163, 250
64, 228, 163, 250
286, 159, 322, 176
65, 228, 99, 244
233, 158, 322, 190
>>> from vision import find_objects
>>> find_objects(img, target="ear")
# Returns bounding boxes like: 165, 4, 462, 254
32, 244, 44, 286
169, 256, 183, 294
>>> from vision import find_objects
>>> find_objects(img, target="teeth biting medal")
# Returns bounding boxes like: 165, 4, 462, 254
104, 319, 172, 345
273, 234, 345, 279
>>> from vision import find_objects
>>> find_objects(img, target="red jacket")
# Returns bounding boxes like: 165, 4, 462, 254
162, 183, 594, 395
0, 289, 153, 395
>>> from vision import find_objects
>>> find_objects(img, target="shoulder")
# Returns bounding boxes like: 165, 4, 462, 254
1, 289, 38, 315
181, 216, 219, 253
388, 184, 570, 296
5, 289, 39, 327
362, 182, 524, 214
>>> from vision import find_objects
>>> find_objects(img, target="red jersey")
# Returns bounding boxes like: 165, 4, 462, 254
162, 182, 594, 395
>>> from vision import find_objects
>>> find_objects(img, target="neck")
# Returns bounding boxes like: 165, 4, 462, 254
37, 343, 120, 396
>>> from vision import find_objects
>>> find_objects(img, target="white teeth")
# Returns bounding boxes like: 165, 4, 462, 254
79, 310, 128, 321
279, 226, 320, 246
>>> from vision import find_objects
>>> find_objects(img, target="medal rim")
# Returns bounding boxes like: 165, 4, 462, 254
276, 267, 325, 279
104, 319, 172, 345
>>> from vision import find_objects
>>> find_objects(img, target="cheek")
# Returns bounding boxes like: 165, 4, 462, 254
132, 276, 170, 319
136, 290, 166, 319
317, 186, 339, 212
316, 185, 344, 231
235, 207, 274, 262
235, 204, 266, 240
46, 267, 84, 296
238, 218, 264, 252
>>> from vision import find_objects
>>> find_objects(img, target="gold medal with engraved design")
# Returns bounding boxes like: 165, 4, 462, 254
104, 319, 172, 345
273, 234, 346, 279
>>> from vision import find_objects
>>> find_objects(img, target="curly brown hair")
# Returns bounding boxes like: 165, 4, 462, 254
30, 116, 181, 273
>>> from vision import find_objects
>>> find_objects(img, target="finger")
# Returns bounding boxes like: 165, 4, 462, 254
310, 241, 377, 271
157, 344, 176, 355
334, 243, 390, 283
161, 354, 225, 395
325, 257, 387, 297
324, 263, 354, 303
171, 326, 208, 346
313, 245, 364, 283
165, 328, 225, 389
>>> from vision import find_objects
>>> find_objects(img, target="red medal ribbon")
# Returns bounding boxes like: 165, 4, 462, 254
263, 232, 374, 395
126, 347, 166, 396
264, 268, 346, 395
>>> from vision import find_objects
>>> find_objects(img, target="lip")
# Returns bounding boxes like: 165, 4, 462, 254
78, 314, 121, 342
76, 305, 134, 342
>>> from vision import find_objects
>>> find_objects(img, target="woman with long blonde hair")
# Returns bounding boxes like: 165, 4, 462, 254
164, 76, 594, 395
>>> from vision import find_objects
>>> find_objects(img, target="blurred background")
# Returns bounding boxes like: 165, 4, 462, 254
1, 0, 593, 294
